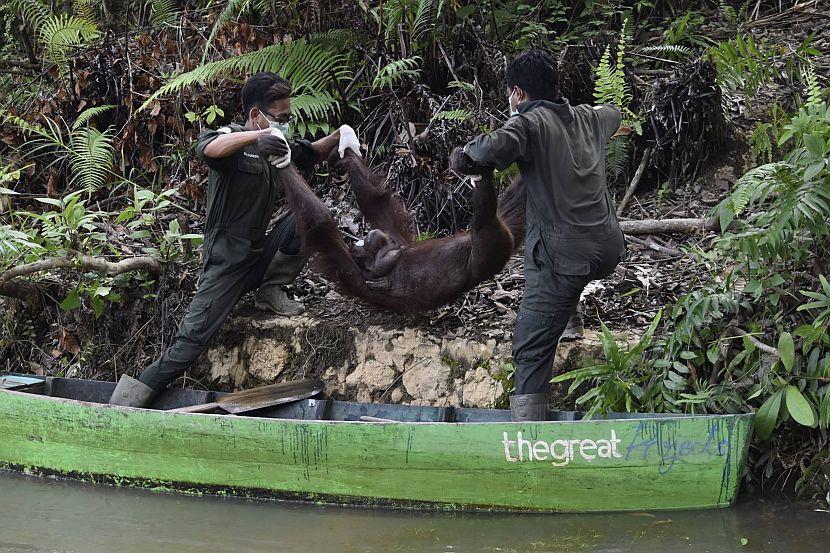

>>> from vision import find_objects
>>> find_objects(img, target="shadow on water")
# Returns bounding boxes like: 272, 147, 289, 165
0, 471, 827, 553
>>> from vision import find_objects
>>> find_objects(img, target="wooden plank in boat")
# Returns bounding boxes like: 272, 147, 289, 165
0, 376, 44, 390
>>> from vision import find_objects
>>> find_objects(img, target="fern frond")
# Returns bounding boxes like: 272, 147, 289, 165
431, 109, 472, 122
725, 162, 787, 216
448, 80, 475, 92
413, 0, 445, 41
605, 136, 628, 179
72, 105, 115, 130
641, 45, 696, 58
69, 126, 114, 192
142, 40, 349, 111
11, 0, 50, 30
291, 92, 340, 123
201, 0, 253, 63
148, 0, 179, 26
72, 0, 99, 23
39, 14, 100, 64
803, 62, 823, 108
312, 29, 359, 51
372, 57, 421, 90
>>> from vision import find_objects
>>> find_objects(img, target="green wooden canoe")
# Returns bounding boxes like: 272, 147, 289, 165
0, 375, 753, 512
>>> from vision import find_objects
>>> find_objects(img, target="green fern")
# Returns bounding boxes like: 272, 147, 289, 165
803, 62, 823, 108
291, 92, 341, 124
12, 0, 50, 30
641, 44, 696, 59
142, 40, 349, 116
593, 18, 638, 179
710, 34, 773, 114
69, 126, 115, 192
148, 0, 179, 26
413, 0, 445, 41
748, 121, 774, 163
431, 109, 472, 122
39, 13, 100, 64
72, 0, 98, 22
372, 57, 421, 90
72, 105, 115, 130
313, 29, 359, 50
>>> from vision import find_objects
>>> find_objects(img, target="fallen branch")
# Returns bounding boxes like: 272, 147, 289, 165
619, 217, 719, 235
625, 235, 682, 256
0, 254, 162, 282
617, 146, 653, 216
727, 327, 779, 357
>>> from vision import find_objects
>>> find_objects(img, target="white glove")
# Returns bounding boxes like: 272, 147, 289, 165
338, 124, 361, 158
268, 127, 292, 168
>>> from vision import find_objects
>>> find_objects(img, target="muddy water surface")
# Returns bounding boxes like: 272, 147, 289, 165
0, 471, 827, 553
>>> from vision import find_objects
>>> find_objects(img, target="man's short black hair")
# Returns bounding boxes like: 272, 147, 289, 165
505, 49, 560, 102
241, 72, 292, 115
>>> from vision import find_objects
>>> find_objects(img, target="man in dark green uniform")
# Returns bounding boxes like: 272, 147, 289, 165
453, 50, 627, 421
109, 72, 361, 406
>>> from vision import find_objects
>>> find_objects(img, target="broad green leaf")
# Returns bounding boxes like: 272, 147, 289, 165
754, 389, 783, 440
59, 290, 81, 311
803, 161, 825, 181
778, 332, 795, 373
785, 385, 816, 427
35, 197, 64, 208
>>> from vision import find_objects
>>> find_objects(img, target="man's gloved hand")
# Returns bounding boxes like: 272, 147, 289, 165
338, 124, 361, 158
263, 127, 292, 168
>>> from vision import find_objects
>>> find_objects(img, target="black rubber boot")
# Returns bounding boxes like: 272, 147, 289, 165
254, 251, 307, 316
560, 309, 584, 342
509, 393, 549, 422
108, 374, 156, 408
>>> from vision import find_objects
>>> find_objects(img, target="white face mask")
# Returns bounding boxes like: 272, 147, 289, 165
508, 89, 519, 117
261, 112, 292, 139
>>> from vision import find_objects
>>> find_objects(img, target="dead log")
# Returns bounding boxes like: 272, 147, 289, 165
619, 217, 719, 235
0, 255, 162, 282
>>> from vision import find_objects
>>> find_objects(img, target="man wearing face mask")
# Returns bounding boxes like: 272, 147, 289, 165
109, 72, 361, 406
453, 50, 628, 421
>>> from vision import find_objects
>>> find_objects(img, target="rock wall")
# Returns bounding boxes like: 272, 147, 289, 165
202, 313, 611, 409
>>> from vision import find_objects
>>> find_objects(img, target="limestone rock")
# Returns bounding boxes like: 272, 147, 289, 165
402, 360, 451, 403
461, 365, 505, 408
390, 388, 404, 403
207, 346, 245, 388
441, 337, 498, 370
244, 337, 289, 383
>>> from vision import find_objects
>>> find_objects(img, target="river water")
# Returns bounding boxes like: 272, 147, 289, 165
0, 472, 827, 553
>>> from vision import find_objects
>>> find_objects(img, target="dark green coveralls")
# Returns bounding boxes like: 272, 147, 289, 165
138, 124, 317, 391
465, 99, 626, 395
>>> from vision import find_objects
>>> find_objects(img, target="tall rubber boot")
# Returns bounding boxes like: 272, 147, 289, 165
108, 374, 156, 408
254, 251, 307, 316
509, 393, 549, 422
560, 307, 584, 342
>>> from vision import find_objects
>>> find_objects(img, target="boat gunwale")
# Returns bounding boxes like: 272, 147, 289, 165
0, 386, 756, 426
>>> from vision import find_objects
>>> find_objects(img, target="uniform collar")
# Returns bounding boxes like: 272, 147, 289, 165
516, 97, 574, 125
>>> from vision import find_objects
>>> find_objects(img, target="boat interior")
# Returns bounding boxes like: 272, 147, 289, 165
1, 373, 682, 423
